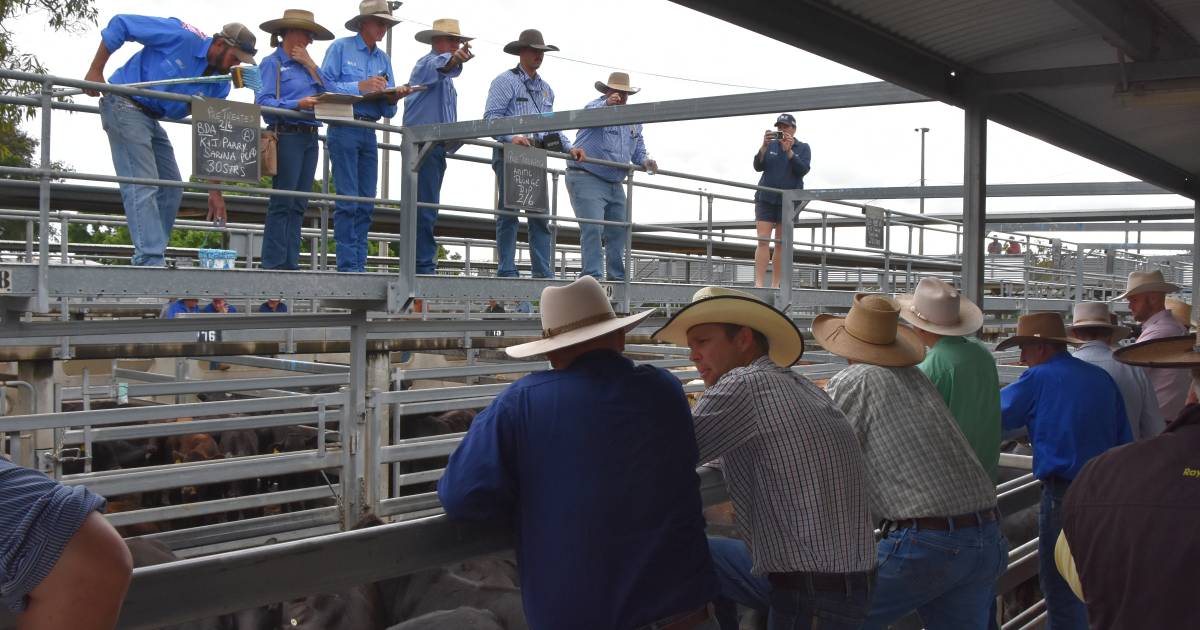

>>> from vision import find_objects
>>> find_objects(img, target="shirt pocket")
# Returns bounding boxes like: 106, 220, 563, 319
602, 128, 621, 153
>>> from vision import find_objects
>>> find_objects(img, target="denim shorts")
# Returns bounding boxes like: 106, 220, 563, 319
755, 202, 783, 223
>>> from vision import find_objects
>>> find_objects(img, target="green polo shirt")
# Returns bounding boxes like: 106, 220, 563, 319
918, 335, 1002, 480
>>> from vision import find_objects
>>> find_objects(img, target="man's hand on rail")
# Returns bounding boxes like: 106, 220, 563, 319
207, 190, 227, 227
298, 96, 318, 111
569, 147, 586, 162
511, 135, 532, 147
83, 68, 106, 97
643, 158, 658, 175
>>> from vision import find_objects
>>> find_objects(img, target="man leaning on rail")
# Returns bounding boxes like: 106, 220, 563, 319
83, 15, 257, 267
439, 276, 719, 630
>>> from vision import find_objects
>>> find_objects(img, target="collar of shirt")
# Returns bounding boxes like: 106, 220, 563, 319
353, 33, 372, 52
1073, 340, 1112, 358
191, 35, 211, 61
1142, 308, 1185, 336
564, 349, 631, 371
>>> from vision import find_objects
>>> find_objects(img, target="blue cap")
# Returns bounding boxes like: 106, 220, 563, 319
775, 113, 796, 127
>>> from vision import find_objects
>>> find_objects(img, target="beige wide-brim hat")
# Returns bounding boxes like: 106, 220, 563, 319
261, 9, 334, 40
503, 28, 560, 55
894, 277, 983, 337
414, 18, 473, 44
505, 276, 654, 358
595, 71, 640, 95
1166, 298, 1194, 329
652, 286, 804, 367
1112, 269, 1181, 301
1066, 301, 1131, 342
1114, 333, 1200, 367
346, 0, 402, 32
812, 294, 925, 367
995, 312, 1083, 351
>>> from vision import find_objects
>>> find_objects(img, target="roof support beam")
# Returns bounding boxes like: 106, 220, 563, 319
1051, 0, 1200, 61
961, 102, 987, 310
978, 58, 1200, 93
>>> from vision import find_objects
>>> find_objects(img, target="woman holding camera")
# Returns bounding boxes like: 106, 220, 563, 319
752, 113, 811, 288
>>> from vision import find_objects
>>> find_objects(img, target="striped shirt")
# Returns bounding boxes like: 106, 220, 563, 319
692, 356, 876, 574
483, 67, 573, 150
826, 364, 997, 521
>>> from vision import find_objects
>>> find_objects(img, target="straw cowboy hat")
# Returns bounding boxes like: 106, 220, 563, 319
1114, 332, 1200, 367
812, 294, 925, 367
503, 29, 559, 55
894, 277, 983, 337
995, 312, 1082, 351
505, 276, 654, 359
414, 18, 473, 44
1066, 301, 1131, 342
260, 9, 334, 41
345, 0, 402, 32
595, 72, 640, 95
1166, 298, 1194, 329
1112, 269, 1181, 301
652, 286, 804, 367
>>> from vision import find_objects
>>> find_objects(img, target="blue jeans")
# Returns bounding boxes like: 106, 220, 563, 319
99, 94, 182, 266
708, 537, 873, 630
865, 519, 1008, 630
492, 150, 552, 278
1040, 479, 1088, 630
415, 143, 447, 275
565, 169, 628, 281
262, 130, 319, 270
327, 125, 379, 272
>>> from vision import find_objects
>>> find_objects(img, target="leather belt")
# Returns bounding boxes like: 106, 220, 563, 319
887, 507, 1000, 532
636, 604, 712, 630
121, 95, 163, 120
768, 570, 871, 592
267, 123, 318, 134
354, 114, 378, 122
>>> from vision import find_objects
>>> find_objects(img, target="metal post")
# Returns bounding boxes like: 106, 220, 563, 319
551, 171, 560, 279
915, 127, 929, 255
961, 103, 987, 310
379, 7, 398, 201
820, 212, 829, 290
342, 312, 368, 529
1075, 247, 1085, 303
37, 79, 52, 313
778, 201, 795, 310
397, 134, 419, 308
59, 216, 68, 264
882, 211, 892, 292
623, 174, 634, 313
464, 241, 471, 276
705, 194, 714, 282
310, 218, 319, 270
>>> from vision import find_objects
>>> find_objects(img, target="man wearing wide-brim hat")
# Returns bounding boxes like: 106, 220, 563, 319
896, 277, 1001, 480
565, 72, 658, 283
1049, 333, 1200, 628
816, 294, 1006, 629
404, 18, 475, 277
1067, 301, 1163, 440
439, 277, 718, 629
996, 311, 1131, 630
1113, 269, 1191, 421
1166, 297, 1193, 331
653, 286, 876, 628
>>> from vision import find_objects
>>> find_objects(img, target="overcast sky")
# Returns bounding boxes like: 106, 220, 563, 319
8, 0, 1193, 255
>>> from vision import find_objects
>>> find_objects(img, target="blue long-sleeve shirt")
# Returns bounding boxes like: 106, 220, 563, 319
319, 35, 397, 121
1001, 351, 1133, 481
438, 350, 716, 630
753, 139, 811, 206
402, 50, 461, 127
102, 15, 231, 120
163, 300, 200, 319
256, 46, 330, 127
483, 67, 573, 151
569, 96, 649, 183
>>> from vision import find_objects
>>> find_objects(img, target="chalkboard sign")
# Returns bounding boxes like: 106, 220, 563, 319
193, 98, 261, 183
864, 205, 887, 249
503, 144, 549, 213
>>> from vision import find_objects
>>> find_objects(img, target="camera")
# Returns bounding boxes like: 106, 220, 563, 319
541, 132, 565, 153
771, 131, 784, 140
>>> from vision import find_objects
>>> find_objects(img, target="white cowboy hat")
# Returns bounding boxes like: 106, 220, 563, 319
505, 276, 654, 358
414, 18, 473, 44
595, 72, 640, 95
346, 0, 402, 32
812, 294, 925, 367
1067, 301, 1131, 342
260, 9, 334, 41
1112, 269, 1181, 301
995, 312, 1082, 352
652, 286, 804, 367
1114, 332, 1200, 367
894, 277, 983, 337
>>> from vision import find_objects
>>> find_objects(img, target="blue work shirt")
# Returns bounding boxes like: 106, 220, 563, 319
753, 139, 811, 206
438, 350, 717, 630
163, 300, 201, 319
483, 67, 573, 150
1001, 351, 1133, 481
102, 15, 231, 121
201, 302, 238, 314
569, 96, 649, 183
320, 34, 398, 121
256, 46, 330, 127
402, 50, 461, 127
257, 301, 288, 313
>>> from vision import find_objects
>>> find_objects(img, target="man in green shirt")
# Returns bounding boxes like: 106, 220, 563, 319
896, 277, 1001, 480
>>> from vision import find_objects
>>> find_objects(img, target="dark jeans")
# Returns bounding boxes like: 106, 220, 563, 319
491, 149, 552, 278
262, 130, 319, 270
328, 125, 378, 272
415, 143, 447, 275
1040, 479, 1088, 630
708, 537, 873, 630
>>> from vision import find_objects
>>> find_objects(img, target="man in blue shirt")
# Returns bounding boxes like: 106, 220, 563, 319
752, 114, 811, 288
257, 298, 288, 313
162, 298, 200, 319
320, 0, 410, 272
83, 16, 257, 267
998, 312, 1132, 630
566, 72, 657, 282
404, 18, 475, 276
439, 276, 717, 630
483, 29, 585, 279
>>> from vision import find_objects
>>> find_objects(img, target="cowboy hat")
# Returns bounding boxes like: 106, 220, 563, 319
503, 29, 559, 55
1166, 298, 1194, 329
895, 277, 983, 337
260, 9, 334, 40
505, 276, 654, 358
217, 23, 258, 65
346, 0, 402, 32
812, 294, 925, 367
995, 312, 1082, 351
1114, 333, 1200, 367
1112, 269, 1181, 301
652, 286, 804, 367
414, 18, 473, 44
595, 72, 640, 95
1066, 301, 1131, 342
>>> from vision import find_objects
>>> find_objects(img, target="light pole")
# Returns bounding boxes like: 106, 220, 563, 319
915, 127, 929, 255
379, 1, 403, 202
